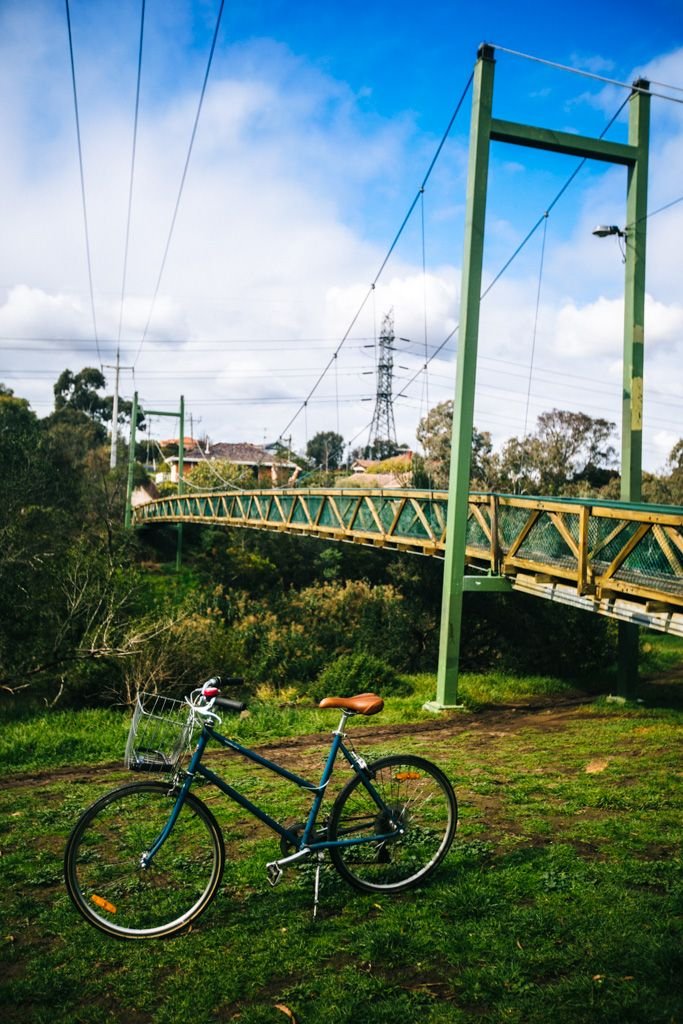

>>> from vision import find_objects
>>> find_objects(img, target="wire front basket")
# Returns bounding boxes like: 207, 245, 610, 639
125, 692, 195, 773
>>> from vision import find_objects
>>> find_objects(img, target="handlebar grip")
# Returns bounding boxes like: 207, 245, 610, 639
214, 697, 247, 713
216, 675, 245, 687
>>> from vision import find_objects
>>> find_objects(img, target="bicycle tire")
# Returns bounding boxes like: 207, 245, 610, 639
328, 754, 457, 893
64, 781, 225, 939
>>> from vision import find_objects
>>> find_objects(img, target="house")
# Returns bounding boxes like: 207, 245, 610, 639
164, 441, 298, 487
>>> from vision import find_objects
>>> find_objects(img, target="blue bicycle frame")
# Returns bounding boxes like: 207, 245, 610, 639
143, 712, 401, 866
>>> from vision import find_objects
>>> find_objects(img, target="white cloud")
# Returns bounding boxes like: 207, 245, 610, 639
0, 7, 680, 474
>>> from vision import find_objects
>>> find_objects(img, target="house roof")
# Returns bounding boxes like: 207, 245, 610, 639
167, 442, 297, 469
159, 437, 197, 448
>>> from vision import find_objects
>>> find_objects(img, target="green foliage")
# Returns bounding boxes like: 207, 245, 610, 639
227, 580, 415, 689
308, 652, 412, 702
306, 430, 345, 470
53, 366, 145, 429
416, 402, 619, 496
188, 458, 249, 491
415, 399, 453, 487
53, 367, 108, 419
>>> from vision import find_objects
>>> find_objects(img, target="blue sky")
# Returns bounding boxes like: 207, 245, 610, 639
1, 0, 681, 470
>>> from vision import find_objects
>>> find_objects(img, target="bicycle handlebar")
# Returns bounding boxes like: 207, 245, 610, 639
200, 675, 246, 714
214, 696, 247, 713
203, 674, 245, 690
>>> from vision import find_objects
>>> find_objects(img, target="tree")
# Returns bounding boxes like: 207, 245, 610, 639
664, 439, 683, 505
415, 401, 453, 487
416, 401, 496, 488
532, 410, 617, 495
470, 428, 496, 488
306, 431, 345, 470
54, 367, 109, 420
54, 367, 145, 429
188, 458, 248, 491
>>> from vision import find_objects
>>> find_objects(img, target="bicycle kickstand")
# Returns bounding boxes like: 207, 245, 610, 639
312, 852, 324, 921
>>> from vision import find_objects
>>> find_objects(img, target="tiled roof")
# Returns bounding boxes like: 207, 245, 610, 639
159, 437, 197, 448
175, 442, 297, 468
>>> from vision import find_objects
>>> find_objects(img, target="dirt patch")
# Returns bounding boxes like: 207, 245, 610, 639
4, 697, 600, 791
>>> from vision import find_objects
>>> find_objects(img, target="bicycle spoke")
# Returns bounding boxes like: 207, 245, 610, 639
65, 783, 224, 939
328, 756, 456, 893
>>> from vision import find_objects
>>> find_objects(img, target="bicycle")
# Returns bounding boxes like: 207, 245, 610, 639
64, 677, 458, 939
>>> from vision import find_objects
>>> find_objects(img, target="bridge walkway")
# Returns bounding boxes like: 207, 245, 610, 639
133, 489, 683, 636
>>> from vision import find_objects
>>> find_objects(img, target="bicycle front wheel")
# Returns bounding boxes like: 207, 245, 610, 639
64, 781, 225, 939
328, 755, 457, 893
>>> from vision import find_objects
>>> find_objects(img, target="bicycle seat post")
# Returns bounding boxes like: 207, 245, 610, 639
333, 710, 353, 737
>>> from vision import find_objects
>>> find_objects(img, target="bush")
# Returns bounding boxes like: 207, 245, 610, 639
226, 580, 417, 691
308, 652, 413, 703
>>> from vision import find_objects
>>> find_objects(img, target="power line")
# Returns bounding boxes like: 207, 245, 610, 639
64, 0, 101, 365
276, 70, 474, 443
133, 0, 226, 366
0, 334, 376, 346
647, 77, 683, 94
117, 0, 146, 350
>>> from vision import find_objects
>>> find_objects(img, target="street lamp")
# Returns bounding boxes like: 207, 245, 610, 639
592, 224, 626, 238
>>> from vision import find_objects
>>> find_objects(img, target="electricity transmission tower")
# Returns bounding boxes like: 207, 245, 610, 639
367, 312, 398, 457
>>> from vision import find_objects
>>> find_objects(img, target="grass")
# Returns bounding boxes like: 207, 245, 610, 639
1, 641, 682, 1023
0, 670, 576, 775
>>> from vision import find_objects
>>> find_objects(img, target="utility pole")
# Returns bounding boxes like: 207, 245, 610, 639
103, 350, 133, 468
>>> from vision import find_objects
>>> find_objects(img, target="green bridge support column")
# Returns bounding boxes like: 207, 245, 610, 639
618, 79, 650, 698
428, 50, 650, 711
137, 397, 186, 571
176, 395, 185, 572
124, 390, 139, 529
428, 45, 495, 711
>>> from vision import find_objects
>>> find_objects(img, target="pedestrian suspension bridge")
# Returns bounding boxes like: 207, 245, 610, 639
133, 488, 683, 637
125, 44, 681, 706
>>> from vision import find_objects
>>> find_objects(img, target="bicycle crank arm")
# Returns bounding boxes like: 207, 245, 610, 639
266, 847, 311, 886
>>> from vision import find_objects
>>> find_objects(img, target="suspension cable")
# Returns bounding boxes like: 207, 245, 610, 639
133, 0, 226, 366
420, 188, 430, 426
628, 193, 683, 230
64, 0, 101, 364
523, 213, 548, 435
397, 94, 631, 399
276, 71, 474, 443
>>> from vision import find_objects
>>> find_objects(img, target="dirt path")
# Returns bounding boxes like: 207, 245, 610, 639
5, 696, 600, 790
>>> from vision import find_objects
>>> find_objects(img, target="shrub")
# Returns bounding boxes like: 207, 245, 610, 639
308, 652, 413, 703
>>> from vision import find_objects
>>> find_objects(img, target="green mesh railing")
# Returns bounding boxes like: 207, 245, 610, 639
133, 488, 683, 610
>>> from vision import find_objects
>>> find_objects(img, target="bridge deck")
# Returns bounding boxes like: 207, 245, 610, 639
133, 489, 683, 635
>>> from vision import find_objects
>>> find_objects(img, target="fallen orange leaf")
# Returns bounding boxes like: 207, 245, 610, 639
274, 1004, 297, 1024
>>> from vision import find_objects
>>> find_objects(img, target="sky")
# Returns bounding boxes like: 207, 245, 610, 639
1, 0, 682, 472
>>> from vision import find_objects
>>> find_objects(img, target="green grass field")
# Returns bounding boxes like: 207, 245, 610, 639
1, 651, 682, 1023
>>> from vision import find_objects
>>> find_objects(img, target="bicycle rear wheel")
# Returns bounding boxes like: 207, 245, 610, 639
64, 781, 225, 939
328, 754, 457, 893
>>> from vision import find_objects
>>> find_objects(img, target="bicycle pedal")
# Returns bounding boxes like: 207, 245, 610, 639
266, 861, 283, 887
